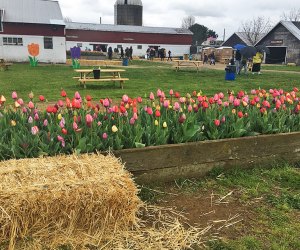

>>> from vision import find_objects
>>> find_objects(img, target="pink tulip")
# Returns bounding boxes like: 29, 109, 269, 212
97, 121, 102, 126
59, 118, 65, 128
221, 116, 226, 123
163, 100, 169, 108
218, 92, 224, 99
74, 91, 81, 100
122, 94, 129, 103
137, 96, 143, 103
73, 122, 78, 130
251, 89, 256, 95
22, 107, 27, 113
43, 119, 48, 126
12, 91, 18, 99
174, 102, 180, 111
103, 98, 110, 107
130, 117, 135, 125
133, 112, 138, 120
28, 101, 34, 109
229, 95, 234, 103
188, 105, 193, 112
223, 101, 229, 107
149, 92, 155, 100
147, 107, 153, 115
213, 94, 219, 101
57, 135, 65, 147
157, 89, 162, 97
34, 113, 39, 121
102, 133, 108, 140
28, 116, 33, 123
85, 114, 93, 127
16, 98, 23, 106
233, 99, 240, 107
169, 89, 174, 96
57, 100, 64, 107
31, 126, 39, 135
217, 99, 223, 105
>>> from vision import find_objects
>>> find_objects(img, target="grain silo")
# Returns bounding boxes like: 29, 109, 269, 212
114, 0, 143, 26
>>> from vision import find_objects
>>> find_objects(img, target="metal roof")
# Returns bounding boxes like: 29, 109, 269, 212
115, 0, 143, 5
66, 22, 193, 35
0, 0, 64, 25
255, 21, 300, 45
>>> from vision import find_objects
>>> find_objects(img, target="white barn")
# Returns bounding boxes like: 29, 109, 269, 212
0, 0, 66, 63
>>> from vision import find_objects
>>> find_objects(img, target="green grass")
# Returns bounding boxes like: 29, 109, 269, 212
0, 61, 299, 102
262, 64, 300, 72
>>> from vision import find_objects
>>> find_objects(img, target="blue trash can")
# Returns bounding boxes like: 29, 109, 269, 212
122, 58, 129, 66
225, 65, 236, 81
179, 56, 183, 60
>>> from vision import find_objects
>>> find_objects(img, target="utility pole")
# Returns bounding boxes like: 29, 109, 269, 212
100, 17, 102, 24
223, 28, 226, 41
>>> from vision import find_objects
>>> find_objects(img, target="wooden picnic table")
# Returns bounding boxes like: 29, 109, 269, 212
74, 68, 128, 89
173, 60, 203, 72
0, 59, 13, 71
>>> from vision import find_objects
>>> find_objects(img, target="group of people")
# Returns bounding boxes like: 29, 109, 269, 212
105, 46, 133, 60
203, 52, 216, 65
233, 50, 263, 75
146, 48, 172, 61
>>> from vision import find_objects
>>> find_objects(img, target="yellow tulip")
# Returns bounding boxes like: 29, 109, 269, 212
231, 109, 236, 114
154, 120, 159, 126
11, 120, 16, 126
163, 122, 167, 128
256, 103, 261, 108
14, 101, 20, 108
112, 125, 118, 133
0, 95, 6, 102
156, 105, 161, 111
58, 114, 62, 120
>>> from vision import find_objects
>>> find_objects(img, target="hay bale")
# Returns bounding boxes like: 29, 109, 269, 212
0, 153, 141, 249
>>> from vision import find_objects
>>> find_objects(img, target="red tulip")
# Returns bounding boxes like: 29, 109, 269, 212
62, 128, 68, 135
86, 95, 92, 101
39, 95, 45, 102
155, 110, 161, 117
61, 90, 67, 97
237, 111, 243, 118
214, 119, 220, 126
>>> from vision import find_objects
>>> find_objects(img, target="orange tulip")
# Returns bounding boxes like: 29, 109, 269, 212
28, 43, 40, 57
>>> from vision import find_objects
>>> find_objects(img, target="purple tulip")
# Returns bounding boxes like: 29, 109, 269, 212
70, 46, 81, 59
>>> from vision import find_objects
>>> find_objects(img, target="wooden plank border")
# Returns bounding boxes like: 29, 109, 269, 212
113, 132, 300, 184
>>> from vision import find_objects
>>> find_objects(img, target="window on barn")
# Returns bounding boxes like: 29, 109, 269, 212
137, 45, 142, 49
3, 37, 23, 45
44, 37, 53, 49
77, 43, 82, 47
0, 9, 4, 32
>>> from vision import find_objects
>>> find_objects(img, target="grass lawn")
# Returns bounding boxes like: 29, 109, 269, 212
0, 61, 299, 102
262, 64, 300, 72
140, 164, 300, 249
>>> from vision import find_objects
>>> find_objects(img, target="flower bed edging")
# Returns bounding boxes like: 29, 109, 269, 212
114, 132, 300, 184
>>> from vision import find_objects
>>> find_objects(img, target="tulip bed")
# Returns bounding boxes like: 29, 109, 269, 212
0, 87, 300, 160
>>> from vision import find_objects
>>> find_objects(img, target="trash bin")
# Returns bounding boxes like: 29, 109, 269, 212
225, 65, 236, 81
93, 69, 101, 79
184, 54, 189, 60
122, 58, 129, 66
179, 56, 183, 60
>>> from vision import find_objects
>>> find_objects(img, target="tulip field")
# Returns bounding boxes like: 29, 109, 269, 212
0, 86, 300, 160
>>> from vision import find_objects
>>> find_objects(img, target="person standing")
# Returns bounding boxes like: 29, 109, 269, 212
203, 53, 208, 64
167, 50, 172, 61
120, 47, 124, 59
209, 52, 216, 65
252, 52, 263, 74
108, 46, 113, 60
129, 46, 133, 60
235, 50, 242, 74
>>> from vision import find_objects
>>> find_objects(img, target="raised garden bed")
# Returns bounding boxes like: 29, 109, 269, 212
115, 132, 300, 183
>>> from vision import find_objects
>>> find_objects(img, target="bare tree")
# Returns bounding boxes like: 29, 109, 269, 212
64, 16, 72, 23
181, 16, 195, 29
240, 17, 272, 45
281, 8, 300, 21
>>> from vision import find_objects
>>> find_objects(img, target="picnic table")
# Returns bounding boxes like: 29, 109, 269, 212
173, 60, 203, 72
74, 68, 129, 89
0, 59, 13, 71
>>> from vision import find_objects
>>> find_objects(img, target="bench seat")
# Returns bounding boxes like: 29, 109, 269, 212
78, 78, 129, 89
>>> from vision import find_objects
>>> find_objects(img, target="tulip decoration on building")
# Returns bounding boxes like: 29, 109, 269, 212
28, 43, 40, 67
70, 46, 81, 69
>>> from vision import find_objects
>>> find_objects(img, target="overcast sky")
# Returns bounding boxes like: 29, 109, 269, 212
58, 0, 298, 40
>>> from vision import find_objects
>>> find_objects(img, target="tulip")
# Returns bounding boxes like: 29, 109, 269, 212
221, 116, 226, 123
154, 120, 159, 126
178, 114, 186, 124
31, 126, 39, 135
137, 96, 143, 103
74, 91, 81, 100
233, 99, 240, 107
58, 114, 62, 120
169, 89, 174, 96
188, 105, 193, 112
34, 113, 39, 121
28, 91, 34, 99
102, 133, 108, 139
97, 121, 102, 126
43, 119, 48, 127
103, 98, 110, 107
214, 119, 220, 126
86, 95, 92, 101
12, 91, 18, 99
130, 117, 135, 125
162, 122, 167, 128
39, 95, 45, 102
174, 102, 180, 111
11, 120, 16, 126
112, 125, 118, 133
28, 116, 33, 123
73, 122, 78, 130
62, 128, 68, 135
28, 101, 34, 109
219, 92, 224, 99
59, 118, 65, 128
147, 107, 153, 115
163, 100, 169, 108
157, 89, 162, 97
149, 92, 155, 100
122, 94, 129, 103
17, 98, 24, 106
155, 110, 161, 117
120, 105, 126, 113
85, 114, 93, 127
133, 113, 138, 120
237, 111, 243, 118
175, 92, 180, 98
57, 100, 64, 107
57, 135, 65, 147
